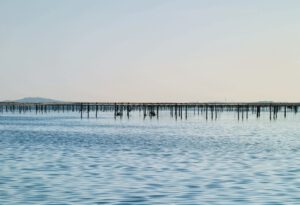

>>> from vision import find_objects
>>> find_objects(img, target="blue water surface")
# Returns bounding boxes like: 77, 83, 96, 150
1, 111, 300, 204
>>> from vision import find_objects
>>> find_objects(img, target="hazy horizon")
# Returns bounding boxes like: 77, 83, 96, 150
1, 0, 300, 102
1, 96, 298, 104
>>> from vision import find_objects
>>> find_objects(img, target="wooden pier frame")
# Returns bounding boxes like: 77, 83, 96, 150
0, 102, 299, 120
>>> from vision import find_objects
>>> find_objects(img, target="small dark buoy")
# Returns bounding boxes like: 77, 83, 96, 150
116, 112, 122, 116
149, 111, 156, 117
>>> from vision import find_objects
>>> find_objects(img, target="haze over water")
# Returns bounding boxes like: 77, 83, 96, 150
1, 0, 300, 102
1, 112, 300, 204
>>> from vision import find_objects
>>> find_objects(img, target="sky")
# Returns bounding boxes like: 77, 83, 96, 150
0, 0, 300, 102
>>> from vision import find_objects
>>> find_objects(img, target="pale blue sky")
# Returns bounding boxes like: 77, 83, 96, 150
0, 0, 300, 102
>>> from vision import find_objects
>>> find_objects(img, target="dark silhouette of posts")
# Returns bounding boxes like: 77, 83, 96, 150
114, 103, 117, 119
80, 103, 83, 119
215, 105, 217, 120
127, 104, 130, 119
87, 103, 90, 118
175, 104, 178, 120
237, 105, 240, 121
0, 102, 299, 122
269, 105, 272, 121
96, 103, 98, 118
185, 105, 188, 120
284, 106, 287, 118
256, 106, 260, 118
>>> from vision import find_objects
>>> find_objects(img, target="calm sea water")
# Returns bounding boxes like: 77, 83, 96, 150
1, 112, 300, 204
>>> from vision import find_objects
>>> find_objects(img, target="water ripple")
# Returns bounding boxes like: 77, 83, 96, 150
1, 112, 300, 204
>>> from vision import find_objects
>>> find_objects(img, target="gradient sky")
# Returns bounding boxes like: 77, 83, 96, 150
0, 0, 300, 102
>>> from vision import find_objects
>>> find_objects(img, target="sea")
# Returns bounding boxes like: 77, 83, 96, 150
1, 111, 300, 204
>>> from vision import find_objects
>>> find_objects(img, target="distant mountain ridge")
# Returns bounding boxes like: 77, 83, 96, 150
15, 97, 61, 103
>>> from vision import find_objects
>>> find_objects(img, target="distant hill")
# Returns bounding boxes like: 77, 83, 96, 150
15, 97, 61, 103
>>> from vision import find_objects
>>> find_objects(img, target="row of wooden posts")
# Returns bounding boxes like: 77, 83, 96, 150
1, 102, 300, 120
